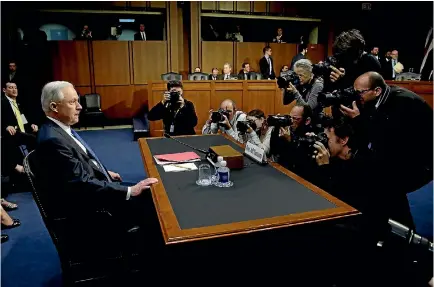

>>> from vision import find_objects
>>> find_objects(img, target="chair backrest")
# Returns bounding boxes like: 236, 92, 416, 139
250, 72, 263, 80
83, 94, 102, 111
161, 72, 182, 81
188, 73, 209, 81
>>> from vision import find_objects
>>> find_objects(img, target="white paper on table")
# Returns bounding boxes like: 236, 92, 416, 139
163, 163, 198, 172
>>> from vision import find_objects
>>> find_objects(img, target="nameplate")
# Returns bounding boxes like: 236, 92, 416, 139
244, 142, 266, 164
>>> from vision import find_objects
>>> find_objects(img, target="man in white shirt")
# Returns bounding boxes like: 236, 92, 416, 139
202, 99, 247, 143
33, 81, 158, 220
134, 23, 147, 41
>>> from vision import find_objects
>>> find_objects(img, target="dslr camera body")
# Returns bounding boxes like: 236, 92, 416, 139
312, 55, 339, 79
277, 70, 301, 89
165, 90, 181, 106
318, 87, 361, 117
236, 119, 257, 135
295, 132, 329, 158
211, 109, 231, 123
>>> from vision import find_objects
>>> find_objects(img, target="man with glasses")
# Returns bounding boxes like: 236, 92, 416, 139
340, 71, 433, 201
202, 99, 247, 143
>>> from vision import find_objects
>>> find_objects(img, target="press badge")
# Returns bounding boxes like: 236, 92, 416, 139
169, 124, 175, 133
21, 114, 28, 124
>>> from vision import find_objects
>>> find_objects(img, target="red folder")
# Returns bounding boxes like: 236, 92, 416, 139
154, 152, 200, 162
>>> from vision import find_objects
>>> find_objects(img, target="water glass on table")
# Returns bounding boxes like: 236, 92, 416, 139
196, 164, 212, 186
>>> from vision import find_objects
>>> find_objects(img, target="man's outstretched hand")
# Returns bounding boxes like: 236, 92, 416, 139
130, 178, 159, 197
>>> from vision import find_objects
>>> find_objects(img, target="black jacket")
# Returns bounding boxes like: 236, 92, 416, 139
290, 53, 306, 70
351, 86, 433, 196
148, 99, 198, 136
324, 53, 382, 92
32, 119, 127, 218
259, 56, 276, 79
1, 94, 35, 135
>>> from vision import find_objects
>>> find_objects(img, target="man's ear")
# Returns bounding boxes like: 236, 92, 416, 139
2, 88, 5, 93
375, 87, 382, 97
50, 102, 58, 113
339, 136, 349, 146
305, 117, 311, 126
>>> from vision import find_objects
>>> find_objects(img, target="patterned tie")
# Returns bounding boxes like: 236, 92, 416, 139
11, 100, 25, 132
70, 129, 112, 182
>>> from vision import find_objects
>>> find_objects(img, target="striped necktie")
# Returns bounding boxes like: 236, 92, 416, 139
11, 100, 25, 132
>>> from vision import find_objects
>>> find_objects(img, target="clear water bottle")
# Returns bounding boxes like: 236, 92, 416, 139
215, 160, 233, 187
212, 156, 223, 183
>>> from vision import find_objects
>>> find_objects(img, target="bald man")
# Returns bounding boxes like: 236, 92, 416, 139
202, 99, 247, 143
340, 72, 433, 227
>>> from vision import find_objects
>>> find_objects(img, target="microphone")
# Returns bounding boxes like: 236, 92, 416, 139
163, 133, 209, 156
387, 219, 433, 252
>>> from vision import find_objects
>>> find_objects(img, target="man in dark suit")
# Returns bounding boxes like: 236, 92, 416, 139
237, 62, 253, 80
33, 81, 158, 220
290, 43, 307, 71
259, 46, 275, 80
1, 82, 38, 179
134, 23, 147, 41
221, 63, 238, 80
208, 68, 220, 80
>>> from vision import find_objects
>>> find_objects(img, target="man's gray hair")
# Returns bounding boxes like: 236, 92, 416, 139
41, 81, 73, 113
223, 62, 232, 69
294, 59, 313, 73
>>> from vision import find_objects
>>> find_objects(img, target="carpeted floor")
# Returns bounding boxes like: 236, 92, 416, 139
1, 128, 432, 287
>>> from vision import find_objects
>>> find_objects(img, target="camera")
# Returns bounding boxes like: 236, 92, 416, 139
312, 55, 339, 78
211, 109, 230, 123
277, 70, 300, 89
169, 91, 180, 104
295, 132, 329, 158
266, 115, 292, 128
236, 120, 257, 135
317, 87, 361, 110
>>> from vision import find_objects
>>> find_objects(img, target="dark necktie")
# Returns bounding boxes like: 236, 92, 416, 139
70, 129, 112, 182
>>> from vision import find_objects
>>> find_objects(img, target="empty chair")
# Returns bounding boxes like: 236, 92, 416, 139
161, 72, 182, 81
81, 93, 106, 128
249, 72, 263, 80
188, 73, 209, 81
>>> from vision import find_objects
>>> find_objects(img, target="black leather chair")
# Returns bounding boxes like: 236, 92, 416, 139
23, 151, 138, 286
161, 72, 182, 81
188, 73, 209, 80
81, 94, 106, 128
249, 72, 263, 80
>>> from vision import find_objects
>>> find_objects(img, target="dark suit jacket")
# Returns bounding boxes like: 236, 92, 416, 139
381, 58, 394, 80
290, 53, 306, 70
134, 32, 147, 41
237, 71, 254, 80
221, 74, 238, 80
259, 56, 276, 79
32, 119, 127, 217
208, 74, 219, 80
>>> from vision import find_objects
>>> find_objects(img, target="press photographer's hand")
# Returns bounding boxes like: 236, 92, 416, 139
340, 101, 360, 118
222, 115, 231, 129
206, 109, 214, 125
330, 66, 345, 82
279, 127, 291, 141
286, 82, 297, 93
313, 141, 330, 166
162, 92, 171, 104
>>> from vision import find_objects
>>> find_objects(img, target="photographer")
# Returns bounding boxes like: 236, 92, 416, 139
148, 80, 198, 136
340, 72, 433, 199
202, 99, 247, 143
281, 59, 324, 124
239, 109, 274, 156
270, 103, 315, 178
314, 29, 381, 92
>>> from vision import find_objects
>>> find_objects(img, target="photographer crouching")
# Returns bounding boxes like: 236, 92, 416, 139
269, 103, 316, 179
279, 59, 324, 129
202, 99, 247, 143
236, 109, 274, 157
309, 116, 433, 286
148, 80, 198, 136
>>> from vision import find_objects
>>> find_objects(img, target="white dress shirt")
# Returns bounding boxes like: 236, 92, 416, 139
141, 31, 147, 40
47, 116, 132, 199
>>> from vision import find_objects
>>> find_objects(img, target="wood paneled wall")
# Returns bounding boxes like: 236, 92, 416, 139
201, 42, 326, 74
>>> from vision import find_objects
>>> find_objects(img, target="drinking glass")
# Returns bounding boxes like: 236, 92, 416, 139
196, 164, 212, 186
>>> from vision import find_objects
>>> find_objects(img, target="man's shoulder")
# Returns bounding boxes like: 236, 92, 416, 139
389, 86, 430, 108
